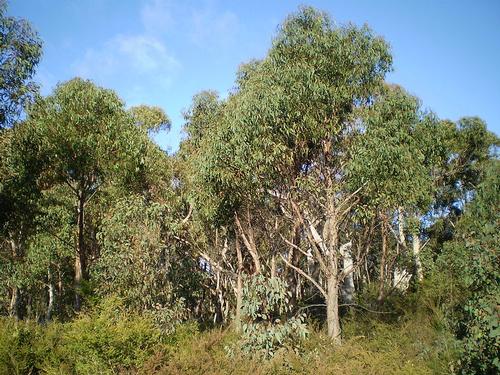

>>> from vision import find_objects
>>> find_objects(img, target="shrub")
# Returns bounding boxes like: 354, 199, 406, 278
39, 297, 163, 374
229, 275, 308, 359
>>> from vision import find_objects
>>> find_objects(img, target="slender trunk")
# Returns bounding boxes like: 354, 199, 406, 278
398, 208, 406, 246
393, 207, 408, 289
326, 274, 341, 345
412, 231, 423, 282
9, 239, 20, 319
47, 269, 55, 321
378, 214, 387, 302
340, 242, 354, 304
270, 255, 276, 278
9, 287, 20, 320
325, 198, 341, 344
74, 193, 85, 311
235, 212, 261, 274
234, 239, 243, 332
57, 264, 63, 304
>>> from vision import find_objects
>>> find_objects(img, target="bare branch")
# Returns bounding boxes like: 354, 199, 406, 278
181, 204, 193, 224
279, 233, 310, 258
280, 254, 327, 298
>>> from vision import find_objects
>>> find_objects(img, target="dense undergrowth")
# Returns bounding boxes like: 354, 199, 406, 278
0, 294, 460, 375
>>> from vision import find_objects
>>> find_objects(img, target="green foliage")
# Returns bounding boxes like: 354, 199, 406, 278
44, 297, 162, 374
231, 275, 308, 359
0, 298, 161, 374
0, 297, 164, 375
0, 318, 41, 375
25, 78, 137, 191
349, 84, 434, 210
129, 104, 171, 134
0, 0, 42, 128
434, 160, 499, 374
93, 195, 188, 333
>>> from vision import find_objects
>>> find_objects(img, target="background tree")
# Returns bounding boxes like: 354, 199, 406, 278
0, 0, 42, 129
21, 78, 145, 310
433, 160, 499, 374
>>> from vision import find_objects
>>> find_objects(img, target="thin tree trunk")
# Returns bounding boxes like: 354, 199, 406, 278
47, 269, 55, 321
9, 238, 20, 319
235, 212, 261, 274
378, 214, 387, 302
326, 274, 341, 345
9, 287, 20, 320
398, 208, 406, 246
234, 239, 243, 332
74, 193, 85, 311
412, 231, 423, 282
340, 241, 354, 304
270, 255, 276, 278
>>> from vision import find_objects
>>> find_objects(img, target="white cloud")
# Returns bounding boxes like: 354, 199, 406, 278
115, 35, 179, 72
141, 0, 240, 47
190, 5, 239, 46
73, 34, 179, 88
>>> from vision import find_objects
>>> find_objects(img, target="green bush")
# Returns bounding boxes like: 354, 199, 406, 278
0, 318, 38, 375
39, 297, 163, 374
229, 275, 308, 359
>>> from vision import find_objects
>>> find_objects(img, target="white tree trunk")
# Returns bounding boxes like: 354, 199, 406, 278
412, 231, 423, 282
340, 241, 354, 304
47, 268, 55, 321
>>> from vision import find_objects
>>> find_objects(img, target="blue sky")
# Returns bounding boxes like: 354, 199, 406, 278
9, 0, 500, 152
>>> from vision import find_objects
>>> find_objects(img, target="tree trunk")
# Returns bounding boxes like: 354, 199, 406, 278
412, 231, 423, 282
326, 274, 341, 345
270, 255, 276, 278
377, 215, 387, 302
74, 194, 85, 311
47, 268, 55, 321
234, 212, 261, 274
234, 239, 243, 332
340, 241, 354, 304
9, 287, 20, 320
9, 238, 20, 319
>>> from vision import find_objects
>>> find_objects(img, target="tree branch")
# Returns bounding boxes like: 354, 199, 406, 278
280, 254, 327, 298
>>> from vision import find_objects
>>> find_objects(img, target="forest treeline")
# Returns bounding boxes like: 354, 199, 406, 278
0, 2, 499, 374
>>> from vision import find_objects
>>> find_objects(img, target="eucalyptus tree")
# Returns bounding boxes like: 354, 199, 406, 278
20, 78, 150, 311
179, 90, 247, 327
0, 123, 44, 318
0, 0, 42, 129
186, 7, 392, 342
415, 116, 498, 282
349, 84, 438, 296
0, 0, 42, 314
435, 159, 499, 374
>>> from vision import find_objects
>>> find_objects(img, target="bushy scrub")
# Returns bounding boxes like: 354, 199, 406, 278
229, 275, 308, 359
0, 318, 42, 375
39, 297, 162, 374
